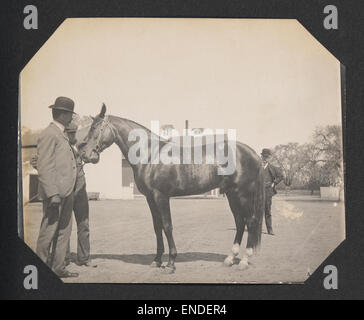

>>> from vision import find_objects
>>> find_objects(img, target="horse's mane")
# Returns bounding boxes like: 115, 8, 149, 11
108, 115, 229, 149
109, 115, 169, 144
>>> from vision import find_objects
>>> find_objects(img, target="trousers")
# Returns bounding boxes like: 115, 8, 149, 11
66, 184, 90, 264
264, 187, 274, 232
36, 193, 73, 275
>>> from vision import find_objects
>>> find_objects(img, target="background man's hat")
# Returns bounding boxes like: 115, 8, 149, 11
261, 148, 272, 157
48, 96, 76, 113
65, 122, 78, 133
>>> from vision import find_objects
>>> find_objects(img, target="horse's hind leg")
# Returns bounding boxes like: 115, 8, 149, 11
146, 195, 164, 268
224, 192, 247, 267
235, 195, 262, 270
152, 191, 177, 274
245, 216, 262, 257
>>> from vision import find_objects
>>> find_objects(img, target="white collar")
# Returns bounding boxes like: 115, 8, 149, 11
52, 120, 65, 132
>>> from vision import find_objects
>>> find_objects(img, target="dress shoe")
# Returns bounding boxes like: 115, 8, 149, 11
78, 261, 98, 268
57, 270, 79, 278
268, 230, 275, 236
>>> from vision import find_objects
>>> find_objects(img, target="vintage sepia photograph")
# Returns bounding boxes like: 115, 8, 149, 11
19, 18, 345, 283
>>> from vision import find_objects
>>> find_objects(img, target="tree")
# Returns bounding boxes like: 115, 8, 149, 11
270, 125, 343, 191
270, 143, 309, 187
298, 143, 323, 193
311, 125, 343, 187
290, 125, 343, 191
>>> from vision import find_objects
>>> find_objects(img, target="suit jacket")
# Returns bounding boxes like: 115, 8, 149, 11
72, 145, 86, 195
37, 123, 77, 199
265, 163, 284, 195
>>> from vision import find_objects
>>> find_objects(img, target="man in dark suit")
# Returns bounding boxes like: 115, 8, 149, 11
64, 123, 97, 268
36, 96, 78, 278
261, 148, 284, 236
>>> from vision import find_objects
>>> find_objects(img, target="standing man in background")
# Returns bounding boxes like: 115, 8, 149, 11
261, 148, 284, 236
36, 96, 78, 278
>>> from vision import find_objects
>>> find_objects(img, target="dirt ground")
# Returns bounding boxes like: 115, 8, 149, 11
23, 193, 345, 283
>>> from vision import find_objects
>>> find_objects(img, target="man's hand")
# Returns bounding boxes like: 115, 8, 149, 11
31, 155, 38, 170
49, 195, 61, 208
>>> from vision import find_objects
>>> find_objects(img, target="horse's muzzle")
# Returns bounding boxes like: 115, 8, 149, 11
89, 150, 100, 164
80, 149, 100, 164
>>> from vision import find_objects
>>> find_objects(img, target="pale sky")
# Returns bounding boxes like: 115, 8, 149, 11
20, 18, 342, 153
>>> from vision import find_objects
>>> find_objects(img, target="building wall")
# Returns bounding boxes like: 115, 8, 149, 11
83, 144, 122, 199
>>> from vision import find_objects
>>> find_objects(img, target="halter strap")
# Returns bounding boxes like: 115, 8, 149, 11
94, 115, 116, 153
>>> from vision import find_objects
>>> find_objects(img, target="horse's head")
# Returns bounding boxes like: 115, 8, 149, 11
78, 104, 115, 164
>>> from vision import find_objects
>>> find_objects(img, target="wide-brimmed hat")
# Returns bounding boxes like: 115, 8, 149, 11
48, 96, 76, 113
261, 148, 272, 157
65, 122, 78, 133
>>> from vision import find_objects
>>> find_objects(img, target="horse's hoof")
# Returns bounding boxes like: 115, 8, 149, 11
238, 259, 249, 270
246, 248, 253, 257
223, 255, 234, 267
162, 265, 176, 274
232, 244, 240, 256
150, 261, 162, 268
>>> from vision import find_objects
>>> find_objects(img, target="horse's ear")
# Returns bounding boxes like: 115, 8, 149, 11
99, 103, 106, 119
90, 116, 95, 121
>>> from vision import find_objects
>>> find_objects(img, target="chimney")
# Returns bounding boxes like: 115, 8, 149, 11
185, 120, 189, 136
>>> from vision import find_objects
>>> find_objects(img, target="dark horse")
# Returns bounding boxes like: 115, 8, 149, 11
79, 104, 265, 273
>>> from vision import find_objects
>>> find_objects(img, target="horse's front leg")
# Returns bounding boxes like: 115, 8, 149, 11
153, 191, 177, 274
146, 195, 164, 268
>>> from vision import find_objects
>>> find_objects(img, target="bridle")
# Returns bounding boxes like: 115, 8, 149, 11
93, 116, 117, 155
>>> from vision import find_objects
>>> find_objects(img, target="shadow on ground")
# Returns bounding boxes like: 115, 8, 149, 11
89, 252, 228, 265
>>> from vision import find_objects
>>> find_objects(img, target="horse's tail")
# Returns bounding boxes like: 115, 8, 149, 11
248, 164, 265, 252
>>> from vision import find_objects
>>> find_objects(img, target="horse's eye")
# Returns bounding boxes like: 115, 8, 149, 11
78, 141, 87, 149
